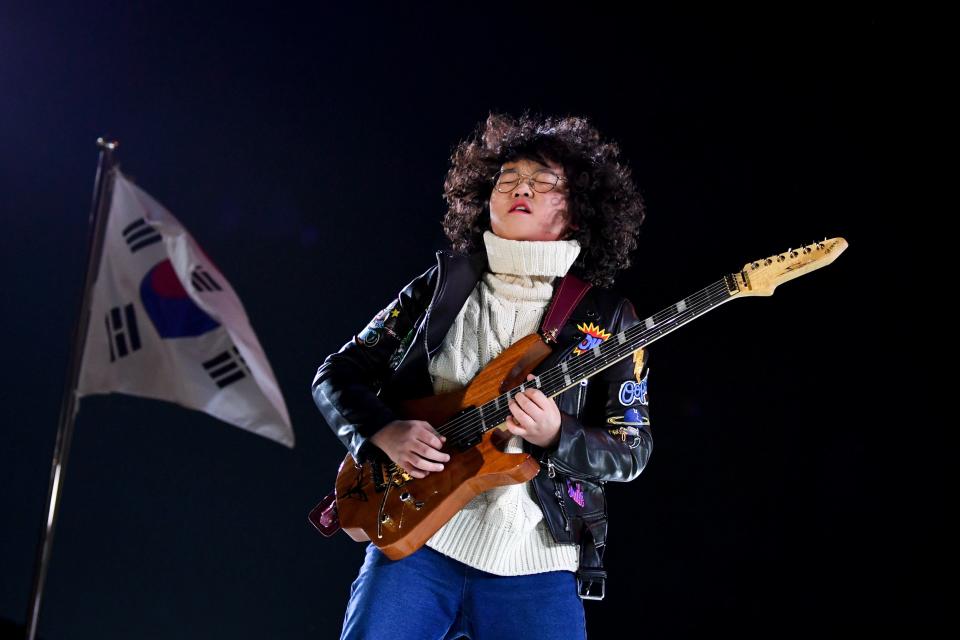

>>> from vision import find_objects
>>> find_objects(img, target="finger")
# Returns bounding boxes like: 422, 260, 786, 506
415, 423, 446, 450
519, 387, 548, 411
513, 395, 542, 422
523, 374, 542, 396
418, 420, 446, 441
509, 402, 536, 428
410, 455, 444, 473
401, 463, 427, 479
505, 418, 526, 436
525, 388, 548, 404
414, 442, 450, 462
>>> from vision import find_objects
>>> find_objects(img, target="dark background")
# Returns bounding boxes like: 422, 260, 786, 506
1, 3, 938, 638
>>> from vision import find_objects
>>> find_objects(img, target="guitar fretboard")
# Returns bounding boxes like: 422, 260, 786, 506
437, 274, 739, 445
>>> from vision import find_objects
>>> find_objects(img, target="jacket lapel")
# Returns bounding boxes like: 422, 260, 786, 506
425, 249, 487, 358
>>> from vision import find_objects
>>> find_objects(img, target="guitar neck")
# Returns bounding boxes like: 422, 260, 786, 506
446, 275, 740, 440
538, 274, 740, 398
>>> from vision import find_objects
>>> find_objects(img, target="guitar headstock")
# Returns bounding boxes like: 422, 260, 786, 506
733, 237, 848, 297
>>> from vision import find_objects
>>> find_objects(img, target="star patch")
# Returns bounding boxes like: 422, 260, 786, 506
368, 301, 401, 339
572, 321, 611, 356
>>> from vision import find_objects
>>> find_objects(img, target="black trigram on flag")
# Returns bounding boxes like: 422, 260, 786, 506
191, 265, 223, 292
122, 218, 162, 253
105, 303, 142, 362
202, 346, 250, 388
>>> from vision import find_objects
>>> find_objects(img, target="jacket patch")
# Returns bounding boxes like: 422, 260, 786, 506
356, 326, 382, 347
572, 321, 611, 356
607, 408, 650, 427
632, 348, 646, 382
607, 427, 645, 449
368, 303, 401, 339
566, 479, 585, 507
618, 369, 649, 406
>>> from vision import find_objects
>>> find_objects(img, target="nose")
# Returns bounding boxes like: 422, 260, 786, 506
513, 177, 534, 197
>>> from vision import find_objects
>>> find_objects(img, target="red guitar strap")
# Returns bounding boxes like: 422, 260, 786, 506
540, 272, 592, 344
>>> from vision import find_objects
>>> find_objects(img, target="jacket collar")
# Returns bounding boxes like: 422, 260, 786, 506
424, 247, 596, 360
425, 248, 487, 358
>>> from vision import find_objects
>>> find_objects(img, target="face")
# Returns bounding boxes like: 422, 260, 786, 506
489, 157, 574, 241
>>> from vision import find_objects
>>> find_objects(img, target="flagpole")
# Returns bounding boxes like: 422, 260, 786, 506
25, 137, 119, 640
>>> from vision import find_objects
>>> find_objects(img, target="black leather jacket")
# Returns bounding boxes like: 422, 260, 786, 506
311, 248, 653, 599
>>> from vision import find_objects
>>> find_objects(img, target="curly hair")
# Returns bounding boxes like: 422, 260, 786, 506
441, 110, 646, 288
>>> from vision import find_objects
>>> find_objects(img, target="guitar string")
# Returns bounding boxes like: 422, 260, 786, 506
434, 278, 732, 444
382, 279, 732, 476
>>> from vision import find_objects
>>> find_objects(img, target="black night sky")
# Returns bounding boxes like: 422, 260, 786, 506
1, 4, 938, 639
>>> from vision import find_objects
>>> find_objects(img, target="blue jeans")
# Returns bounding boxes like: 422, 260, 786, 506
341, 542, 587, 640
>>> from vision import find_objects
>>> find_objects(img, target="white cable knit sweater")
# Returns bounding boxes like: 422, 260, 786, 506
424, 230, 582, 575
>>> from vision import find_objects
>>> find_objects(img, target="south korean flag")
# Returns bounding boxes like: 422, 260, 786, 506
75, 169, 294, 448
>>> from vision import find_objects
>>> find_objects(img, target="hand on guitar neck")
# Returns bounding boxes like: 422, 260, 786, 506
369, 420, 451, 479
504, 373, 562, 449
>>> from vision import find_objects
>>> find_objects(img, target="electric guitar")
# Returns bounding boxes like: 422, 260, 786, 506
311, 237, 848, 559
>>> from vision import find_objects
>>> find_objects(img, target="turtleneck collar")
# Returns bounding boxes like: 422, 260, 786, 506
482, 230, 581, 278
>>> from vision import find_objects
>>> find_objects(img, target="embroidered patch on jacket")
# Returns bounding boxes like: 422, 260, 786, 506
607, 408, 650, 426
356, 326, 382, 347
618, 369, 649, 406
388, 328, 416, 370
632, 348, 646, 382
368, 302, 401, 339
566, 479, 585, 507
608, 408, 647, 447
572, 321, 612, 356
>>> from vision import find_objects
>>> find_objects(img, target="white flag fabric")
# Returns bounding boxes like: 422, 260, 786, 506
76, 168, 294, 448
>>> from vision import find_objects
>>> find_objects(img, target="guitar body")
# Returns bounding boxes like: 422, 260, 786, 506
334, 333, 553, 560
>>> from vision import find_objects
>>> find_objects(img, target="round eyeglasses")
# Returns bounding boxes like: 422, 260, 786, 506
492, 168, 567, 193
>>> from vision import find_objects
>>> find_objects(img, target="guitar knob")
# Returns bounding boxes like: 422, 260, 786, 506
380, 513, 391, 524
400, 491, 423, 510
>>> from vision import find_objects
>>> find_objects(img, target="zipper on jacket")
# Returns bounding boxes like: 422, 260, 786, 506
547, 454, 603, 483
553, 481, 571, 532
575, 379, 587, 419
424, 250, 448, 359
538, 442, 602, 483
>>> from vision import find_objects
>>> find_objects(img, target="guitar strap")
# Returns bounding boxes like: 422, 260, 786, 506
577, 519, 608, 600
540, 271, 592, 344
539, 272, 610, 599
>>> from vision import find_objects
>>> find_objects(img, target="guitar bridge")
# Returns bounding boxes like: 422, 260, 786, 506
371, 460, 412, 492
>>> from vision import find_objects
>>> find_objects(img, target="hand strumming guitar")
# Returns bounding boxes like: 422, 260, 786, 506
369, 420, 451, 479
